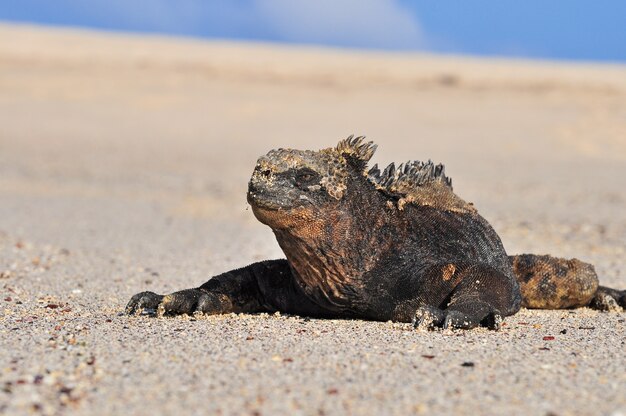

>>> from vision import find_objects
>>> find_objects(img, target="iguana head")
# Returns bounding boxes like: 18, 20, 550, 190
247, 136, 376, 228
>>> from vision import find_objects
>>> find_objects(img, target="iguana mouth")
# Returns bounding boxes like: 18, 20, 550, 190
246, 187, 293, 212
247, 178, 277, 207
247, 193, 306, 212
247, 193, 277, 210
247, 173, 309, 211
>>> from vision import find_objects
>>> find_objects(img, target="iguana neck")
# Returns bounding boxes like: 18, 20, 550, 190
272, 178, 390, 309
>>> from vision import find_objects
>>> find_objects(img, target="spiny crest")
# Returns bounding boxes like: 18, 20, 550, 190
367, 160, 452, 191
366, 159, 474, 213
335, 135, 377, 166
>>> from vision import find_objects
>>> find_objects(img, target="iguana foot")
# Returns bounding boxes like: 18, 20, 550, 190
482, 310, 503, 330
412, 305, 502, 330
412, 305, 445, 329
125, 291, 164, 315
589, 286, 625, 311
126, 289, 232, 316
158, 289, 232, 316
442, 309, 503, 330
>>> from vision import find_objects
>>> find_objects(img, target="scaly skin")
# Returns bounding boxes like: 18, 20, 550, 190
126, 136, 625, 329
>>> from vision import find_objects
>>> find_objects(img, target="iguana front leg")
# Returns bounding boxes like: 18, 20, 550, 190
126, 260, 279, 316
125, 259, 329, 317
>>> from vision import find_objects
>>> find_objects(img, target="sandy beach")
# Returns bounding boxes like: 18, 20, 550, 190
0, 23, 624, 415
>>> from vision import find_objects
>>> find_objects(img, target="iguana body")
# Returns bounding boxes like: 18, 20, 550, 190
126, 137, 625, 329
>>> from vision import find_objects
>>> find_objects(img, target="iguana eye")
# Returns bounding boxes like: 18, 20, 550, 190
295, 169, 319, 187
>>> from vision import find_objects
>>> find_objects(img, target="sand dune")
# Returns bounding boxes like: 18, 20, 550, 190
3, 23, 626, 93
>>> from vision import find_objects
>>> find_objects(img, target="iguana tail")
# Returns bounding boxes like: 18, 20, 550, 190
508, 254, 625, 310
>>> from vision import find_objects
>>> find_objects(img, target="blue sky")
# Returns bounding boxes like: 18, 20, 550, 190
1, 0, 625, 62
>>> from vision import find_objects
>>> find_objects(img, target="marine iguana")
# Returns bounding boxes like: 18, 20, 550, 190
126, 136, 625, 329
